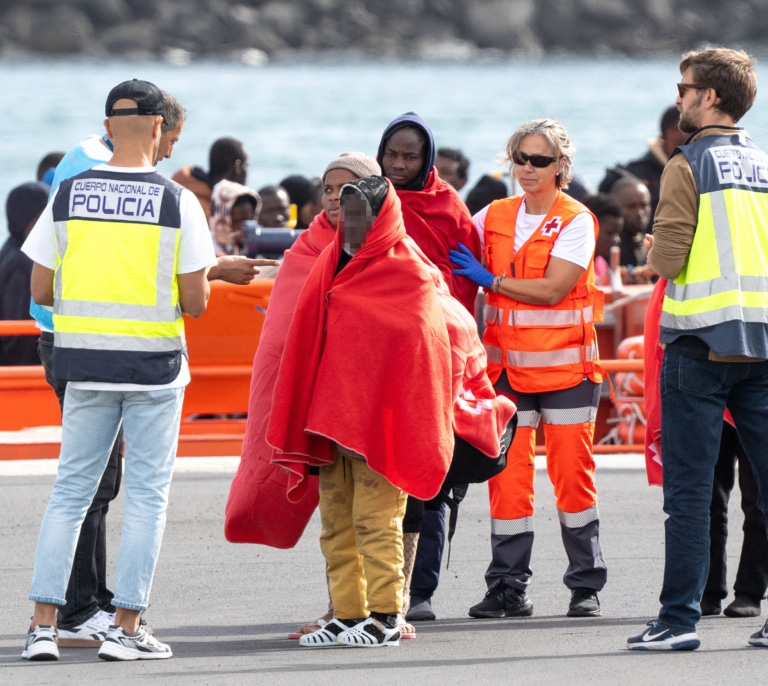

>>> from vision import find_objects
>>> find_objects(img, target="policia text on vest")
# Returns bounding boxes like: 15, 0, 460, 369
70, 178, 165, 220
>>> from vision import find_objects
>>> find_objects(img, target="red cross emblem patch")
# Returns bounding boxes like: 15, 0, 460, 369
541, 216, 562, 237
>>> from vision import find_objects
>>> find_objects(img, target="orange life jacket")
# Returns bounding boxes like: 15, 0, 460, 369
483, 192, 604, 393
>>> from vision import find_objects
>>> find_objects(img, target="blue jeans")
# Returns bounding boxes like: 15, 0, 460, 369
29, 385, 184, 612
38, 333, 124, 627
659, 336, 768, 631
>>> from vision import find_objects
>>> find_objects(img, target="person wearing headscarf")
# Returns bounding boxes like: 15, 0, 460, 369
267, 176, 456, 648
209, 180, 261, 255
0, 181, 49, 365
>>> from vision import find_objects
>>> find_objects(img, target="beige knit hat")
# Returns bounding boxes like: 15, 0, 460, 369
323, 152, 381, 182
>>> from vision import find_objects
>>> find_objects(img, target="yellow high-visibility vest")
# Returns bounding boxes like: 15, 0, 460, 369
51, 169, 186, 384
661, 131, 768, 358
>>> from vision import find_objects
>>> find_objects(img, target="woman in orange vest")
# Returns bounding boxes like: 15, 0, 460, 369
450, 118, 607, 619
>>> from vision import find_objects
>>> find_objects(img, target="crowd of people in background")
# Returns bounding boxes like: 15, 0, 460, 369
8, 46, 768, 665
2, 95, 677, 368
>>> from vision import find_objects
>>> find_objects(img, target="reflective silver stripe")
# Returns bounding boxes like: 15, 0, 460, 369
53, 221, 68, 306
484, 305, 503, 325
54, 220, 68, 260
485, 344, 503, 365
542, 405, 597, 425
661, 303, 768, 330
506, 343, 597, 368
666, 274, 768, 302
491, 516, 533, 536
155, 226, 178, 310
57, 300, 181, 323
508, 306, 593, 327
558, 505, 599, 528
516, 409, 541, 429
710, 190, 736, 274
54, 331, 183, 352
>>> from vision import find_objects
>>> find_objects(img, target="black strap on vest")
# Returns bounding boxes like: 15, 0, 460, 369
439, 483, 468, 568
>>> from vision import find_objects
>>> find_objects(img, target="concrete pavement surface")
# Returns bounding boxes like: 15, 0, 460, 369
1, 455, 765, 685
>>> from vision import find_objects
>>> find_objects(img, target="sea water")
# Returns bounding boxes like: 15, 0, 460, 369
3, 54, 768, 240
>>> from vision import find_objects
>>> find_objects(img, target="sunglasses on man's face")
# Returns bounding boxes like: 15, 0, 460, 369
512, 151, 557, 168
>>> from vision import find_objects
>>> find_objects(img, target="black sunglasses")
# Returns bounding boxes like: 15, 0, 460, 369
512, 151, 557, 168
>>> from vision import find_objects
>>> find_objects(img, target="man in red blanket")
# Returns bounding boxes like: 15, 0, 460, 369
224, 152, 381, 550
377, 111, 484, 622
267, 176, 455, 648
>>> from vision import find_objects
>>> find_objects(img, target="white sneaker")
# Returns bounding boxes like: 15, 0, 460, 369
21, 625, 59, 661
58, 609, 114, 647
98, 624, 172, 661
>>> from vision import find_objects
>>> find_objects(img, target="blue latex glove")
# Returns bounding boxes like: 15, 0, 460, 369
449, 242, 494, 289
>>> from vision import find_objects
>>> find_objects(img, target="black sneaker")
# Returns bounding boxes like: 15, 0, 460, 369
567, 588, 601, 617
406, 597, 436, 622
725, 594, 760, 618
627, 620, 700, 651
468, 581, 533, 618
700, 594, 722, 616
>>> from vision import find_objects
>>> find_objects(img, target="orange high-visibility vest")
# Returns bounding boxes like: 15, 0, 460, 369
483, 192, 604, 393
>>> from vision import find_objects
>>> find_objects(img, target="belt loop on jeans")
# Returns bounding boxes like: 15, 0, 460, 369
40, 331, 54, 342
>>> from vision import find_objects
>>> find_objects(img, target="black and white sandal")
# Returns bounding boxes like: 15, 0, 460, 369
299, 618, 358, 647
337, 617, 401, 648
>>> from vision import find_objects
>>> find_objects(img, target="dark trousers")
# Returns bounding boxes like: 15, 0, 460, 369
410, 499, 447, 600
38, 333, 123, 627
704, 421, 768, 603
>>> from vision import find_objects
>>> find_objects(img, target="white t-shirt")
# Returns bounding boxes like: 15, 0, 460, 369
22, 164, 217, 391
473, 199, 596, 269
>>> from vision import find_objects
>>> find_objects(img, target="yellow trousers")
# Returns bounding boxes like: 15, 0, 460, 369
319, 446, 407, 619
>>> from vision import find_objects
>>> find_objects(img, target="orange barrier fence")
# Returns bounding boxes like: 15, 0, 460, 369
0, 278, 648, 460
0, 280, 273, 458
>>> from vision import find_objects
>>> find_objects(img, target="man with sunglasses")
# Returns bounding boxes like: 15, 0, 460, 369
627, 47, 768, 651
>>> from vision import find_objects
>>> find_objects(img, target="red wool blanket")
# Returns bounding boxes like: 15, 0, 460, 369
224, 211, 335, 547
267, 183, 456, 501
643, 277, 733, 487
398, 168, 482, 314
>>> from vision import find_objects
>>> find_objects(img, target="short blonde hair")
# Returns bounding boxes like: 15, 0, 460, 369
503, 118, 574, 189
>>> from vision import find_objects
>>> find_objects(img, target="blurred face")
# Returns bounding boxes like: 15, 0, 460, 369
231, 200, 255, 234
322, 169, 358, 228
615, 183, 652, 234
512, 134, 560, 196
154, 121, 184, 165
595, 215, 623, 260
258, 189, 290, 228
381, 127, 425, 188
435, 155, 465, 190
339, 191, 374, 254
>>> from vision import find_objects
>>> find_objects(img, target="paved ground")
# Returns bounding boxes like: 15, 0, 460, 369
1, 455, 765, 686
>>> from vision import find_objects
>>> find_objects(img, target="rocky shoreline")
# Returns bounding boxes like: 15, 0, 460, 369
1, 0, 767, 62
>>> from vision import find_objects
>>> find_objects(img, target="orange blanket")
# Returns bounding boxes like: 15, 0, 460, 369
224, 211, 335, 547
397, 168, 482, 314
267, 182, 455, 501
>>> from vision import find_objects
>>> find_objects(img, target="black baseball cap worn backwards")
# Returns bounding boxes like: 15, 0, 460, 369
105, 79, 165, 122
